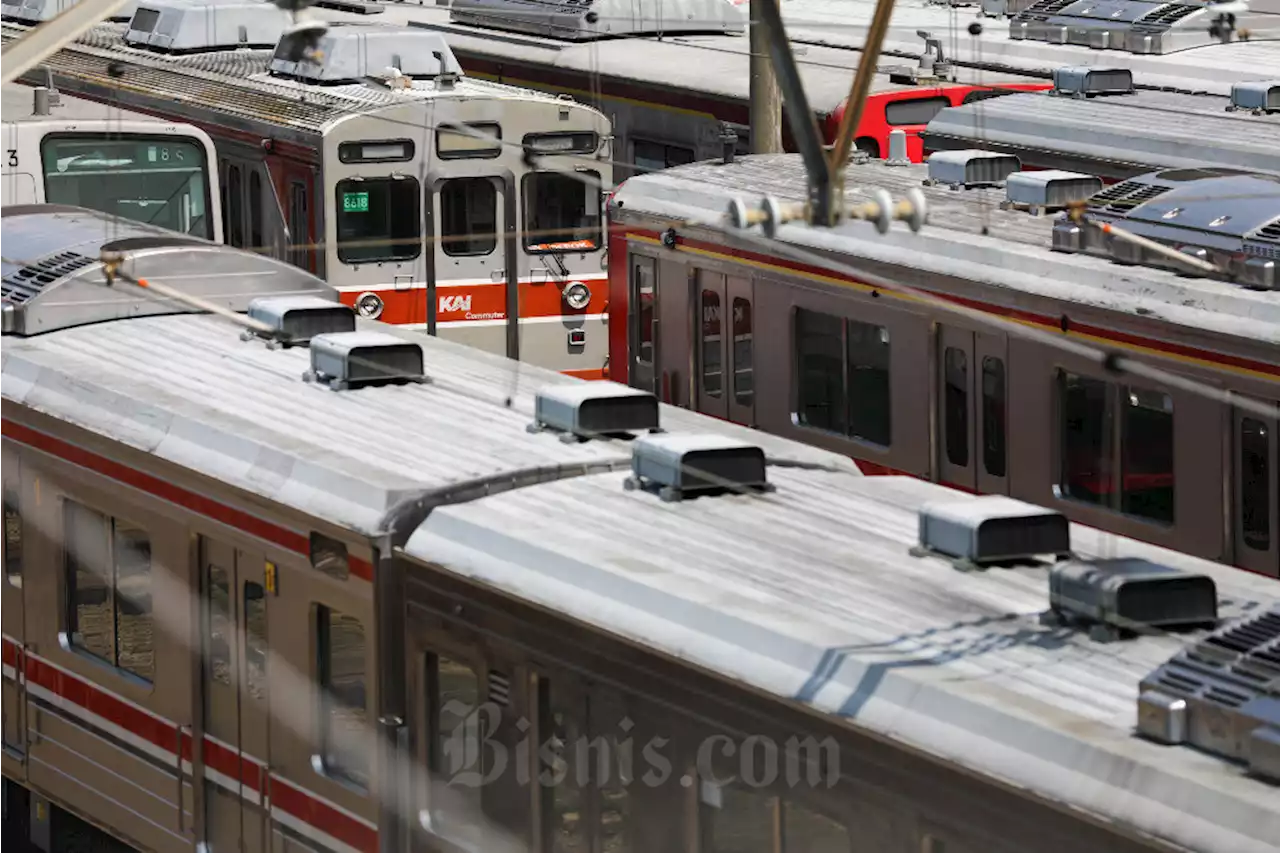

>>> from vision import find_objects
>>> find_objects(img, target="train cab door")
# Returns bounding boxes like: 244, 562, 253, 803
693, 271, 755, 425
200, 538, 271, 853
936, 326, 1009, 494
1233, 400, 1280, 578
2, 446, 26, 768
429, 174, 515, 357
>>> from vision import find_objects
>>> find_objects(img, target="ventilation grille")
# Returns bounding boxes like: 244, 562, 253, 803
1, 252, 94, 304
1097, 183, 1171, 214
1135, 2, 1198, 26
488, 671, 510, 707
1253, 220, 1280, 247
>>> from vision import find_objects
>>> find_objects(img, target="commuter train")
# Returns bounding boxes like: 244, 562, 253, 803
605, 146, 1280, 575
1, 0, 614, 376
2, 204, 1279, 853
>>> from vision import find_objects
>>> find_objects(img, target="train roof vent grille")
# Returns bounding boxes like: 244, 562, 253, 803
1101, 182, 1171, 213
624, 434, 772, 502
1009, 0, 1273, 55
1003, 170, 1103, 213
529, 382, 661, 443
1230, 80, 1280, 115
914, 496, 1070, 566
1, 251, 94, 305
923, 150, 1021, 190
270, 24, 462, 83
124, 0, 286, 53
1136, 606, 1280, 781
1045, 558, 1218, 641
303, 331, 427, 390
244, 295, 355, 348
2, 0, 138, 24
446, 0, 746, 42
1136, 2, 1198, 24
1051, 65, 1134, 97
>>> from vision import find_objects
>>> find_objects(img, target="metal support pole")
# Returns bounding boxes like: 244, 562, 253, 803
752, 0, 834, 225
828, 0, 897, 171
748, 0, 782, 154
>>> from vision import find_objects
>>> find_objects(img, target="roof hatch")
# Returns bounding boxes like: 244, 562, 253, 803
446, 0, 745, 42
1051, 168, 1280, 289
2, 0, 138, 24
1137, 606, 1280, 782
269, 23, 461, 83
1010, 0, 1280, 55
124, 0, 286, 53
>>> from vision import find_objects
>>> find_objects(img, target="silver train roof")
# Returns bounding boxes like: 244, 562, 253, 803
609, 154, 1280, 345
403, 467, 1280, 853
924, 88, 1280, 179
3, 80, 158, 122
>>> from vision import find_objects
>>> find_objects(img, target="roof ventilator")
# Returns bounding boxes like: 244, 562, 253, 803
1051, 66, 1134, 98
3, 0, 138, 23
303, 331, 426, 390
624, 434, 773, 502
912, 496, 1070, 569
270, 25, 462, 84
1042, 559, 1218, 642
242, 296, 355, 349
1002, 170, 1103, 215
923, 150, 1021, 190
1227, 80, 1280, 116
1136, 606, 1280, 782
124, 1, 285, 53
445, 0, 746, 42
528, 382, 661, 443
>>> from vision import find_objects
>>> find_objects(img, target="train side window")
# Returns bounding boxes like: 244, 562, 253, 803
522, 171, 601, 252
316, 604, 368, 788
64, 501, 154, 682
440, 178, 498, 256
208, 563, 232, 686
700, 287, 723, 398
1122, 388, 1175, 524
540, 678, 590, 853
288, 181, 310, 270
846, 319, 891, 447
884, 96, 950, 127
632, 138, 695, 172
703, 786, 776, 853
424, 652, 482, 827
310, 531, 349, 581
3, 484, 21, 588
795, 308, 847, 434
1240, 417, 1271, 551
783, 800, 850, 853
335, 177, 421, 264
981, 356, 1007, 478
1059, 372, 1113, 509
248, 170, 264, 252
633, 258, 655, 369
225, 163, 244, 248
733, 296, 754, 407
244, 582, 268, 703
943, 346, 969, 467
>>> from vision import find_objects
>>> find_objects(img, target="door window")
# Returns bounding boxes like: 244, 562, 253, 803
732, 296, 753, 407
943, 346, 969, 467
335, 177, 421, 264
440, 178, 498, 256
700, 287, 723, 399
1240, 417, 1272, 552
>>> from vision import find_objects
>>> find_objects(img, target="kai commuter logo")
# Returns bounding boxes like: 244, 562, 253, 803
439, 294, 472, 313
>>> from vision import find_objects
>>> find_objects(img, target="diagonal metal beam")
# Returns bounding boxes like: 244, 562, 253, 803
751, 0, 834, 225
1, 0, 134, 85
827, 0, 897, 171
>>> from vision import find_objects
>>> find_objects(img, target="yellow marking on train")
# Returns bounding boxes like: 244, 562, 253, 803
467, 71, 717, 120
630, 234, 1280, 383
265, 561, 278, 595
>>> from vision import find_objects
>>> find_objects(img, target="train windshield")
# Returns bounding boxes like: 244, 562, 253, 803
40, 134, 212, 239
522, 170, 601, 253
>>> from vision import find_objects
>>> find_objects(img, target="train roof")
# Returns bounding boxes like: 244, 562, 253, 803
610, 154, 1280, 346
3, 80, 158, 123
273, 0, 1047, 113
403, 468, 1280, 853
924, 88, 1280, 179
777, 0, 1280, 96
1, 208, 855, 535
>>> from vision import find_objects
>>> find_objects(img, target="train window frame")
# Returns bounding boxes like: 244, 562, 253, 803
981, 356, 1007, 478
435, 123, 502, 160
249, 169, 264, 252
439, 177, 499, 257
338, 138, 416, 164
1058, 371, 1115, 511
39, 132, 214, 240
792, 307, 892, 448
288, 180, 311, 272
943, 346, 970, 468
3, 482, 21, 588
1120, 387, 1175, 525
521, 130, 599, 156
883, 96, 951, 127
314, 603, 370, 790
521, 170, 602, 254
309, 531, 350, 581
732, 295, 754, 407
61, 499, 155, 684
1240, 416, 1271, 552
334, 175, 422, 265
631, 136, 695, 173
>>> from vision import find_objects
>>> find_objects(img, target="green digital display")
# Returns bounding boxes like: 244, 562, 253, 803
343, 191, 370, 213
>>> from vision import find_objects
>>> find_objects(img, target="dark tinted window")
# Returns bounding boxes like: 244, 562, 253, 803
633, 258, 655, 367
1122, 389, 1175, 524
943, 346, 969, 467
1059, 372, 1113, 507
633, 138, 695, 172
846, 319, 891, 446
1240, 417, 1271, 551
249, 170, 263, 251
226, 163, 244, 247
700, 286, 722, 399
335, 177, 421, 264
981, 356, 1007, 477
523, 171, 601, 252
440, 178, 497, 256
289, 181, 311, 271
317, 604, 367, 787
3, 484, 21, 587
733, 296, 753, 406
884, 96, 950, 126
795, 308, 846, 434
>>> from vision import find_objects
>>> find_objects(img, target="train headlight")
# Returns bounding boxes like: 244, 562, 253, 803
563, 281, 591, 310
355, 291, 384, 319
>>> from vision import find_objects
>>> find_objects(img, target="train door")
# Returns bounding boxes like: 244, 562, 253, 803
1233, 400, 1280, 578
200, 537, 271, 853
936, 326, 1009, 494
2, 446, 26, 769
429, 174, 515, 356
694, 271, 755, 425
629, 255, 658, 394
